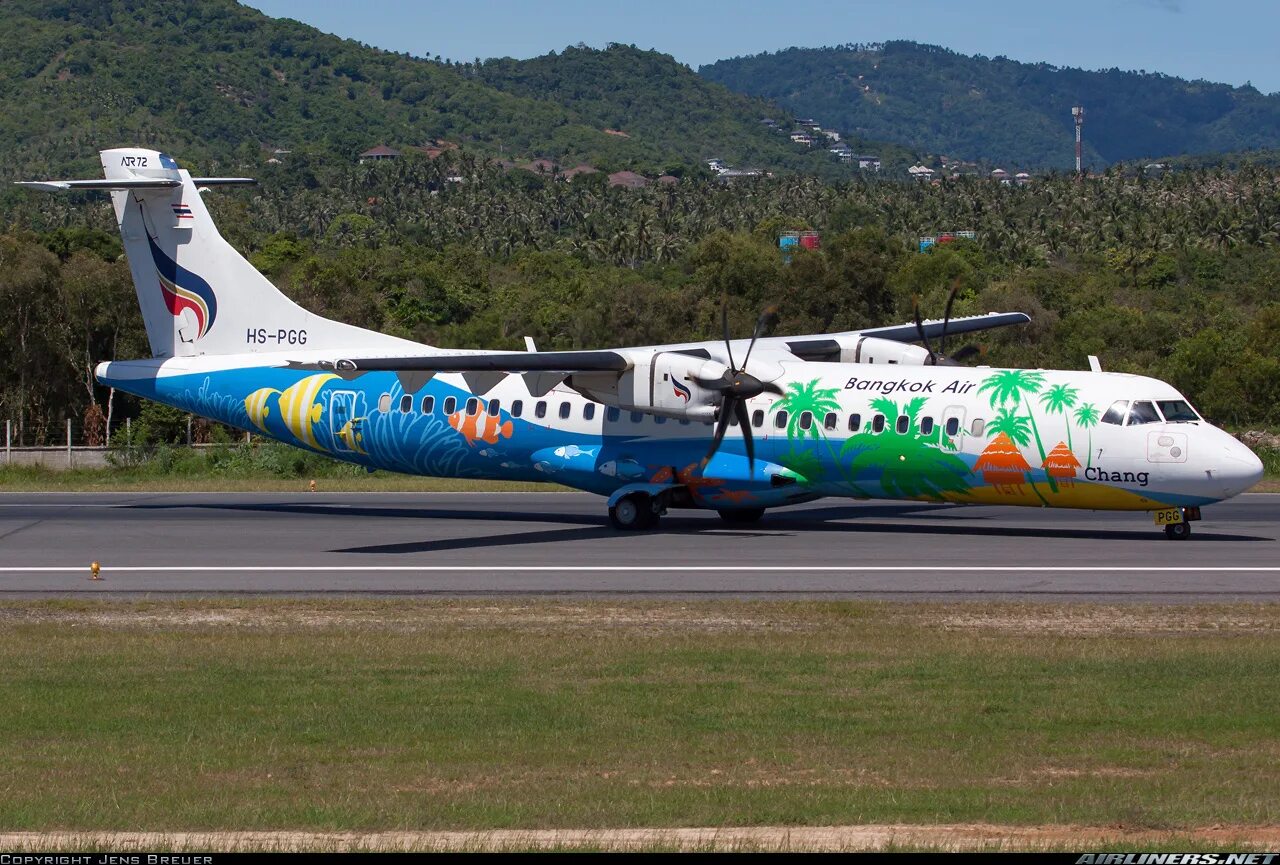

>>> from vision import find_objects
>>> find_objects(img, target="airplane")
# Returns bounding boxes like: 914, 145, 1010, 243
17, 149, 1263, 539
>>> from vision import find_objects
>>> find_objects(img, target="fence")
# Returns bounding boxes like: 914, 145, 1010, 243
3, 418, 254, 470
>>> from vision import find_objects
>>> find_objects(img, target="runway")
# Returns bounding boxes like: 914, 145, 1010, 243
0, 491, 1277, 599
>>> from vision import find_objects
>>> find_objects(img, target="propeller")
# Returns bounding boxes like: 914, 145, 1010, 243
693, 300, 784, 473
912, 279, 984, 366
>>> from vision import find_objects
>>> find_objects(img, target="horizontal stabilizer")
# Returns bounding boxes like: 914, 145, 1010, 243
15, 177, 255, 192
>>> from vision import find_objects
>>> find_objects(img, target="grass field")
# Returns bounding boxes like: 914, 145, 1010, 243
2, 600, 1278, 845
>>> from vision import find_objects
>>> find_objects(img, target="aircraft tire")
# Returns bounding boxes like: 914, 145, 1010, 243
718, 507, 766, 525
610, 493, 656, 531
1164, 520, 1191, 540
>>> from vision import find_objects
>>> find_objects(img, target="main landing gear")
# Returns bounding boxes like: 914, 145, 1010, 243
609, 492, 662, 531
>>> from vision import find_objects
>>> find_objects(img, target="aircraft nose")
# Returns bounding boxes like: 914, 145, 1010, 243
1219, 438, 1264, 498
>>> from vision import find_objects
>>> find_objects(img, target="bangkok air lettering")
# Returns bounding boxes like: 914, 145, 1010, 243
843, 377, 977, 396
148, 233, 217, 340
672, 377, 692, 402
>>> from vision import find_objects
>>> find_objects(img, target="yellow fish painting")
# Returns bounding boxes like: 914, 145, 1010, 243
336, 417, 367, 455
277, 373, 337, 450
243, 387, 279, 433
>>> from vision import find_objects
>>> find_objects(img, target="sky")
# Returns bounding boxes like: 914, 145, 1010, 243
244, 0, 1280, 94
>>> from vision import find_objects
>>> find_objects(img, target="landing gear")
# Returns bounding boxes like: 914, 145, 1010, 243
718, 507, 766, 525
1164, 521, 1191, 540
609, 492, 661, 531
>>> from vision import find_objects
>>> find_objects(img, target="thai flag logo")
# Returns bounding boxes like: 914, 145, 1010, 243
171, 203, 193, 220
672, 377, 692, 403
147, 233, 217, 340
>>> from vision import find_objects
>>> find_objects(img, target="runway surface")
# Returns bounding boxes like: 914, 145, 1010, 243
0, 491, 1277, 599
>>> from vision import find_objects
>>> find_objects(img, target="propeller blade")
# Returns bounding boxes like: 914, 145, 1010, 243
742, 305, 780, 369
761, 380, 785, 396
912, 296, 937, 365
734, 398, 754, 473
940, 279, 959, 356
704, 396, 735, 464
720, 297, 736, 372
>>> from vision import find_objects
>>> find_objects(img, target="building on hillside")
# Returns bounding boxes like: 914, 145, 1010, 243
608, 170, 650, 189
707, 158, 727, 174
790, 132, 814, 146
829, 142, 852, 160
852, 154, 881, 170
1015, 171, 1032, 186
990, 167, 1010, 184
716, 168, 764, 181
358, 145, 400, 164
908, 164, 935, 180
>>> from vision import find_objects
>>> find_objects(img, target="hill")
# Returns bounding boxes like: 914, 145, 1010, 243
699, 42, 1280, 170
0, 0, 885, 178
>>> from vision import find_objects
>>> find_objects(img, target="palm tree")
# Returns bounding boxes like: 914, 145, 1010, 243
977, 369, 1050, 473
1039, 383, 1079, 450
984, 407, 1047, 505
839, 396, 972, 500
1073, 402, 1100, 468
776, 379, 842, 441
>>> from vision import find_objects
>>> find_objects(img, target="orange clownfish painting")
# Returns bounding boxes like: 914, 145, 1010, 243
448, 405, 514, 446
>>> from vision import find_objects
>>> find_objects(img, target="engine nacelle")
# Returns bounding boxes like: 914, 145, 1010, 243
787, 335, 934, 366
568, 351, 726, 422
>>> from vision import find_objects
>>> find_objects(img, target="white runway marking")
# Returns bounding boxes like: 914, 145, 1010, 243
2, 566, 1279, 574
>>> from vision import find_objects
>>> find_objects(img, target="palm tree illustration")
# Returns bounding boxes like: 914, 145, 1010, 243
776, 379, 843, 482
1039, 383, 1080, 450
978, 369, 1055, 493
840, 396, 972, 500
1073, 402, 1100, 468
984, 406, 1049, 505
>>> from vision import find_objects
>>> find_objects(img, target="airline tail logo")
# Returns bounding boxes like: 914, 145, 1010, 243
672, 377, 692, 402
147, 233, 217, 339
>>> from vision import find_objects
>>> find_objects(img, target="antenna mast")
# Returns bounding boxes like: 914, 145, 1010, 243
1072, 106, 1085, 178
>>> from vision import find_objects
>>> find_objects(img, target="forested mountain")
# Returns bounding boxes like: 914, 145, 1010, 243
0, 0, 868, 179
700, 42, 1280, 170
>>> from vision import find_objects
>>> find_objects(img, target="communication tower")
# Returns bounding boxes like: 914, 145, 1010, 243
1072, 106, 1085, 178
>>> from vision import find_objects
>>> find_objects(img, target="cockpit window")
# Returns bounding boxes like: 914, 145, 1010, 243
1101, 400, 1129, 425
1126, 400, 1161, 425
1158, 400, 1200, 422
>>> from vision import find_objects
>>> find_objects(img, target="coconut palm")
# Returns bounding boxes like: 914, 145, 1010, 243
1039, 383, 1080, 449
1073, 402, 1100, 468
839, 397, 972, 500
776, 379, 842, 441
984, 407, 1048, 504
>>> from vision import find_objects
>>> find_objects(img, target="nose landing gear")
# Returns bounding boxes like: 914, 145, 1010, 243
1164, 521, 1191, 540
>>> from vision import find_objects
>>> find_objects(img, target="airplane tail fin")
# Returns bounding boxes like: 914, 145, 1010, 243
17, 148, 417, 359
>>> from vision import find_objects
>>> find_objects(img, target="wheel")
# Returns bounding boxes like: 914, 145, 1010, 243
718, 507, 766, 525
609, 493, 658, 531
1164, 520, 1191, 540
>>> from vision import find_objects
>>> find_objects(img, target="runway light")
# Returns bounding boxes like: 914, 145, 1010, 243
90, 561, 101, 580
309, 479, 317, 492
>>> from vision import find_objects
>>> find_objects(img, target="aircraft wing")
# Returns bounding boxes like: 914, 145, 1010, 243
291, 349, 632, 373
854, 312, 1031, 344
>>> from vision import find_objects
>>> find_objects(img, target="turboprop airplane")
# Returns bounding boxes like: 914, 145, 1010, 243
18, 149, 1263, 538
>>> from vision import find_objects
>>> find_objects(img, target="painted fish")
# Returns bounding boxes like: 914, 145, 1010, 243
597, 459, 645, 480
448, 406, 514, 447
243, 387, 279, 432
336, 418, 367, 455
277, 373, 337, 450
553, 444, 597, 459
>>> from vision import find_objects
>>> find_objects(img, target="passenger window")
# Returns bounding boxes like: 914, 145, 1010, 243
896, 415, 909, 434
1127, 400, 1161, 425
606, 407, 620, 422
824, 412, 838, 431
443, 396, 457, 414
848, 413, 861, 432
971, 418, 985, 436
1158, 400, 1199, 422
775, 410, 789, 430
583, 404, 595, 421
872, 414, 885, 433
511, 399, 523, 418
400, 394, 413, 413
535, 401, 547, 419
488, 398, 500, 415
378, 393, 392, 413
630, 411, 643, 423
1101, 400, 1129, 425
945, 417, 960, 436
558, 402, 571, 419
920, 417, 934, 435
465, 398, 479, 416
799, 411, 813, 431
421, 396, 435, 414
752, 410, 764, 428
